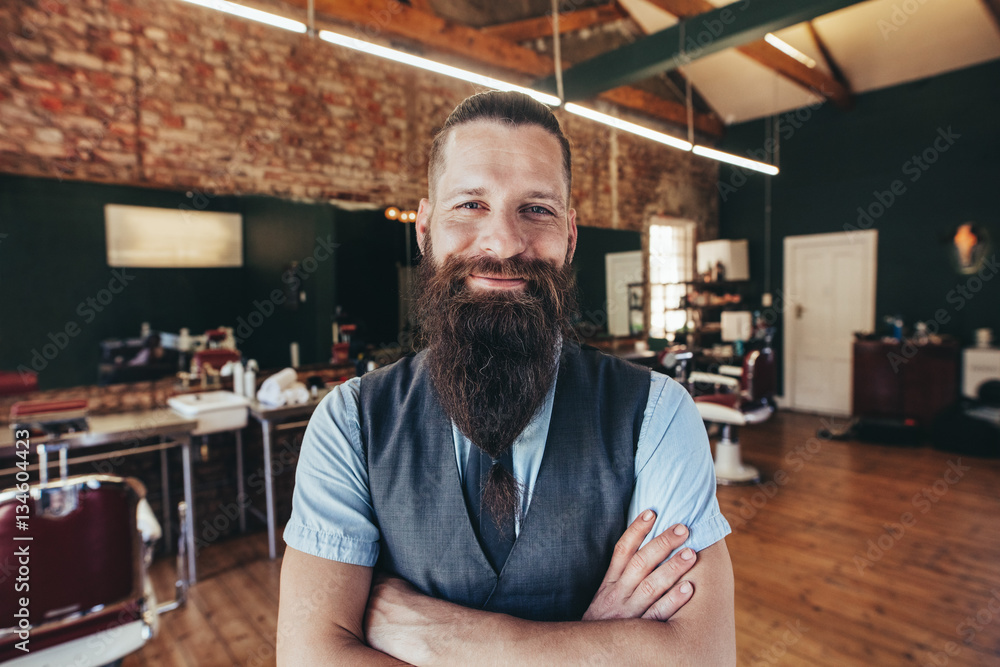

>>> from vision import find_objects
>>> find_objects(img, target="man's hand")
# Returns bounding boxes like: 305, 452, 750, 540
583, 510, 696, 621
365, 573, 444, 664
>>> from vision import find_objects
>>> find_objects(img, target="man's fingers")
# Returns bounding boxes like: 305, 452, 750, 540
604, 509, 658, 582
618, 523, 690, 591
641, 580, 695, 622
628, 547, 697, 612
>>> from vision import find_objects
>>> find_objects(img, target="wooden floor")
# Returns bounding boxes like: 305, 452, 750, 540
126, 410, 1000, 666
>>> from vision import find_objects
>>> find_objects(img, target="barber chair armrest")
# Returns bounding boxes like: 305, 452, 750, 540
742, 404, 775, 425
137, 498, 162, 546
690, 371, 741, 388
695, 401, 746, 425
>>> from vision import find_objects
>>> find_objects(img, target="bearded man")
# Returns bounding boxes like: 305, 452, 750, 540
278, 91, 735, 665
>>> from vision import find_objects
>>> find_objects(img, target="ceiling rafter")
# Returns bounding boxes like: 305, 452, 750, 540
540, 0, 867, 103
982, 0, 1000, 35
480, 3, 627, 42
286, 0, 724, 136
643, 0, 853, 109
806, 20, 851, 96
405, 0, 435, 14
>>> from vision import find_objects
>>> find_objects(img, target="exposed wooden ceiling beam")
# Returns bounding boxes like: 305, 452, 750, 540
806, 20, 852, 99
599, 86, 723, 135
288, 0, 724, 136
982, 0, 1000, 35
542, 0, 866, 103
481, 3, 626, 42
299, 0, 554, 77
643, 0, 852, 109
406, 0, 434, 14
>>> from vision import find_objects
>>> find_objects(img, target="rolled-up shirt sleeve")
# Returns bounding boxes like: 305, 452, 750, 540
629, 372, 732, 555
283, 377, 381, 566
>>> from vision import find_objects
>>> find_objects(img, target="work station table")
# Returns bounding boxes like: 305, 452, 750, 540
245, 388, 332, 559
0, 409, 201, 582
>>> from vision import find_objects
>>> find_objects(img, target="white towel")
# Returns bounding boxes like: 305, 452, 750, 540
256, 367, 299, 406
283, 382, 310, 405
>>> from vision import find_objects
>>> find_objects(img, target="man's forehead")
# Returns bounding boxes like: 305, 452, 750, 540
436, 121, 569, 198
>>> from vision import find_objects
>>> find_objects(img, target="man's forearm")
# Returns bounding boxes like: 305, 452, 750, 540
365, 542, 736, 666
412, 597, 720, 666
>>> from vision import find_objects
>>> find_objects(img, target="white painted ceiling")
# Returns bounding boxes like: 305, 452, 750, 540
623, 0, 1000, 124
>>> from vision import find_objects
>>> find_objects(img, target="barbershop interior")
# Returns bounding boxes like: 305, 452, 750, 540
1, 0, 999, 664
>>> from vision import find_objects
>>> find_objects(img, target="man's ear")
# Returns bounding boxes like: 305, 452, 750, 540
415, 198, 431, 254
566, 208, 578, 264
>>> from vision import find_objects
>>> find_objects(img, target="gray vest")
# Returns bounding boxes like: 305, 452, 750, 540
358, 342, 650, 621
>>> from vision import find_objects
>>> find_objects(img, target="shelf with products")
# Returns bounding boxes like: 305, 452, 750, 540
650, 280, 755, 350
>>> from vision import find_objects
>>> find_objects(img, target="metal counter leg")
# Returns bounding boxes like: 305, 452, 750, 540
37, 445, 48, 485
181, 435, 197, 583
235, 429, 246, 533
262, 420, 276, 559
160, 443, 172, 548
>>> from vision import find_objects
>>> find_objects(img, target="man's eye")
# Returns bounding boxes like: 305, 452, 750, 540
526, 205, 553, 216
459, 202, 481, 209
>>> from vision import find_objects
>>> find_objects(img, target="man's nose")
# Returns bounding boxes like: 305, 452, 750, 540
478, 210, 527, 260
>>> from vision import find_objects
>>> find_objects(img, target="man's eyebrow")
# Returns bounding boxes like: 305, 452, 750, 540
443, 187, 488, 200
524, 190, 564, 204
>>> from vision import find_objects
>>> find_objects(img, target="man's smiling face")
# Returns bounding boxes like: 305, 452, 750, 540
415, 120, 578, 290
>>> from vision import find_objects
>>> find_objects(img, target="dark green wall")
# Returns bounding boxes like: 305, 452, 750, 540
1, 173, 643, 390
718, 59, 1000, 357
573, 226, 642, 333
0, 176, 373, 389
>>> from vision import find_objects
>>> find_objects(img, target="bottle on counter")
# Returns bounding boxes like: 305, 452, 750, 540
232, 358, 245, 396
244, 359, 258, 399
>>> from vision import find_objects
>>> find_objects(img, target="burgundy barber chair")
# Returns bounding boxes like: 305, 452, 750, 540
691, 345, 777, 485
0, 475, 188, 666
0, 371, 38, 397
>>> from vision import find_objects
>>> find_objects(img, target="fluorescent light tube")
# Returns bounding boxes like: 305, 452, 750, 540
177, 0, 307, 32
693, 145, 779, 175
318, 30, 561, 107
564, 103, 693, 151
764, 33, 816, 69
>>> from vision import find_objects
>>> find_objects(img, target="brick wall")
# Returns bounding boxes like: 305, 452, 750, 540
0, 0, 719, 233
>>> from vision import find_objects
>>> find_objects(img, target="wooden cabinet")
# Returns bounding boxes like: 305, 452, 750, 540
852, 339, 959, 427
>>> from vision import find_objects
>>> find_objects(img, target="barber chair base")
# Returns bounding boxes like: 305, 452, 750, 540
713, 440, 761, 485
2, 619, 154, 667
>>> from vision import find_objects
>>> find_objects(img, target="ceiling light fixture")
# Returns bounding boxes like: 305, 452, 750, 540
176, 0, 777, 177
177, 0, 306, 33
318, 30, 561, 107
692, 145, 780, 176
764, 33, 817, 69
564, 103, 693, 151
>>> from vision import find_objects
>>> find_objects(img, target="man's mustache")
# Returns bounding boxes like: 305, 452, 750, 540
436, 254, 564, 289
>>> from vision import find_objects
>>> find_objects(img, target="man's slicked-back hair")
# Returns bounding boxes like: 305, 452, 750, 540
427, 91, 572, 201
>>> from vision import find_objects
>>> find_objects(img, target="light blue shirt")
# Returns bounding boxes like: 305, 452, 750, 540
285, 368, 731, 567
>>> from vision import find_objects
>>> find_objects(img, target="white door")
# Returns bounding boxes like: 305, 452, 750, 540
783, 230, 877, 415
606, 251, 643, 337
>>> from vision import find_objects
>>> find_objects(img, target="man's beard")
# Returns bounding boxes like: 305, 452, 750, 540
414, 238, 578, 528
